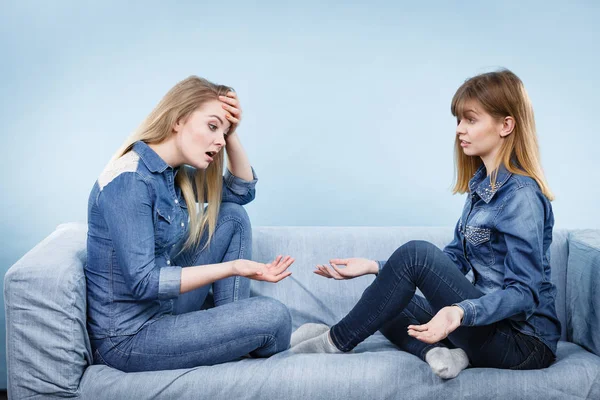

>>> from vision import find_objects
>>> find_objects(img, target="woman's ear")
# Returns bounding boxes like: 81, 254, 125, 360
173, 119, 183, 134
500, 116, 515, 138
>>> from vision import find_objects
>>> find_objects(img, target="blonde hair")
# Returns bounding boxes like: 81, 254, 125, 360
451, 69, 554, 200
112, 76, 233, 249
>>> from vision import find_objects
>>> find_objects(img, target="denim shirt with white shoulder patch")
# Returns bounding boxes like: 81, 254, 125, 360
443, 164, 561, 355
85, 141, 258, 339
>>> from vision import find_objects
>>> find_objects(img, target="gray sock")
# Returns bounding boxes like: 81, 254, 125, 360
290, 323, 330, 347
291, 330, 343, 354
425, 347, 469, 379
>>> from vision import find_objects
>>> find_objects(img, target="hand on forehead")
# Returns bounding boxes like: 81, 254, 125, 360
197, 100, 232, 130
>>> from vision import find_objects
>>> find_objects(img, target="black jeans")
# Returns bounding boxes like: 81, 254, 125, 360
329, 240, 555, 369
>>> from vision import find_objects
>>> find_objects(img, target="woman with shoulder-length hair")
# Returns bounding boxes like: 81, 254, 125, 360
291, 69, 560, 380
86, 76, 294, 372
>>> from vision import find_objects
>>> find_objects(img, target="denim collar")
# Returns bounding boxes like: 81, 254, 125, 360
133, 141, 171, 174
469, 163, 513, 203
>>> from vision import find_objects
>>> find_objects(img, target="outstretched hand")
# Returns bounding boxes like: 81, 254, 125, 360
407, 306, 464, 344
233, 256, 294, 283
314, 258, 378, 280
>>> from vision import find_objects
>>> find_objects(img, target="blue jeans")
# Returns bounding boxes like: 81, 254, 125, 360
330, 240, 555, 370
92, 203, 292, 372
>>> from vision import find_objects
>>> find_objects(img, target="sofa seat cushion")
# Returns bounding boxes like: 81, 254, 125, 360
79, 338, 600, 400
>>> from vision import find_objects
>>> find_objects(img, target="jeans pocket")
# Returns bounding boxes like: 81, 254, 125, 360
539, 342, 556, 369
93, 348, 117, 369
509, 334, 546, 370
93, 349, 105, 365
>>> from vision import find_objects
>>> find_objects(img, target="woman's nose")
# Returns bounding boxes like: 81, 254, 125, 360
215, 133, 226, 147
456, 121, 466, 135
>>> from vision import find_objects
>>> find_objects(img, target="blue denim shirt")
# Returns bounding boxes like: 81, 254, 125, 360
85, 141, 258, 339
443, 164, 561, 354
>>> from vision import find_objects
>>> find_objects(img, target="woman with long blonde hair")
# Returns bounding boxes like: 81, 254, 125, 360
291, 69, 560, 379
85, 76, 294, 372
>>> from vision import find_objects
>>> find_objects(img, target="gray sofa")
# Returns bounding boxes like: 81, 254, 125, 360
5, 223, 600, 399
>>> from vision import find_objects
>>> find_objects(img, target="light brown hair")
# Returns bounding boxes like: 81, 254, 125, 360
451, 69, 553, 200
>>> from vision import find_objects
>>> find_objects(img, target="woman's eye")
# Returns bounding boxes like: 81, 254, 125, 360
468, 118, 475, 124
209, 124, 217, 131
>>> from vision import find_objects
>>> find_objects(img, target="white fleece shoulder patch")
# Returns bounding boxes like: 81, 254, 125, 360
98, 152, 140, 190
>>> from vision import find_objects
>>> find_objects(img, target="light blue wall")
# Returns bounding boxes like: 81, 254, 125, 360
1, 0, 599, 388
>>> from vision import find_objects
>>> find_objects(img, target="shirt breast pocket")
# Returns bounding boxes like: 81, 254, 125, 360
155, 205, 178, 248
464, 225, 495, 266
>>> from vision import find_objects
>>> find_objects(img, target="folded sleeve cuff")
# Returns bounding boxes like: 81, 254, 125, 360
224, 167, 258, 195
158, 266, 182, 300
454, 300, 476, 327
377, 260, 387, 273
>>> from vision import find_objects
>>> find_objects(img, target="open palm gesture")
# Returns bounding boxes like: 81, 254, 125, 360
314, 258, 379, 280
234, 256, 294, 283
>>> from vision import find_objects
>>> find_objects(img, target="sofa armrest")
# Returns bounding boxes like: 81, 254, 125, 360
4, 223, 91, 399
566, 229, 600, 356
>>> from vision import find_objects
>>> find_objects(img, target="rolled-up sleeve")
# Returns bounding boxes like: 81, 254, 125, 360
158, 266, 183, 299
222, 167, 258, 205
98, 172, 181, 301
455, 186, 545, 327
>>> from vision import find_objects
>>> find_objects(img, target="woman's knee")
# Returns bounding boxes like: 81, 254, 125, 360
387, 240, 438, 273
218, 202, 251, 229
256, 297, 292, 329
252, 297, 292, 344
242, 297, 291, 356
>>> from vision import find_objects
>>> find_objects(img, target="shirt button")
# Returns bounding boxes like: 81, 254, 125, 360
166, 260, 171, 265
175, 199, 179, 204
181, 222, 185, 227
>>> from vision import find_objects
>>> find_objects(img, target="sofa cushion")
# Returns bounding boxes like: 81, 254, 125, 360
4, 223, 91, 398
567, 229, 600, 356
78, 338, 600, 400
